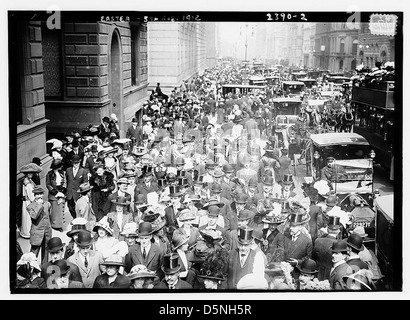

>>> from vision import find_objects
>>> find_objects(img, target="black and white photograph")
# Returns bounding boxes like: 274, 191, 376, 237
3, 0, 405, 302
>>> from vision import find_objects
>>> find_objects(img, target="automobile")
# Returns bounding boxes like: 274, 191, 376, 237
282, 81, 305, 97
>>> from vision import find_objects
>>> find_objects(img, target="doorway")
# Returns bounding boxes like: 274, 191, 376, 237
110, 29, 123, 137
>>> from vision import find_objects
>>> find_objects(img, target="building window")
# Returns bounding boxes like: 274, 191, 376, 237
352, 39, 358, 55
340, 39, 345, 54
339, 59, 344, 70
381, 51, 387, 63
42, 25, 62, 98
131, 24, 139, 86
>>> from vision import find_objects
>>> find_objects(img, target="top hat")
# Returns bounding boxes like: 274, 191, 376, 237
77, 182, 94, 194
46, 237, 65, 253
177, 177, 189, 187
32, 186, 45, 194
296, 258, 319, 274
327, 215, 341, 230
325, 194, 338, 207
51, 259, 71, 277
138, 221, 154, 236
74, 230, 94, 247
101, 254, 124, 267
282, 174, 294, 185
238, 226, 254, 245
193, 175, 204, 185
330, 239, 348, 253
172, 232, 189, 251
346, 233, 364, 251
169, 185, 181, 197
176, 169, 187, 178
142, 166, 154, 176
288, 212, 310, 226
157, 178, 167, 188
111, 196, 131, 206
162, 253, 181, 274
20, 163, 42, 174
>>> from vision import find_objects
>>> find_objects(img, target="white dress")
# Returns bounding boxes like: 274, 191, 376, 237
20, 177, 35, 238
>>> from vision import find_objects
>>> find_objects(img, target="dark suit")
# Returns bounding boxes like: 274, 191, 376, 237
154, 278, 193, 289
41, 260, 83, 285
329, 262, 351, 290
283, 232, 313, 266
135, 181, 159, 198
128, 243, 164, 280
346, 257, 369, 273
85, 154, 99, 176
66, 166, 88, 218
227, 248, 257, 289
67, 250, 104, 288
126, 125, 143, 145
164, 205, 179, 242
312, 235, 338, 281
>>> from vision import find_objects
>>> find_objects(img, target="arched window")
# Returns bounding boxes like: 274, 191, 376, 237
359, 51, 364, 63
339, 59, 344, 70
352, 39, 358, 55
351, 59, 357, 70
381, 51, 387, 63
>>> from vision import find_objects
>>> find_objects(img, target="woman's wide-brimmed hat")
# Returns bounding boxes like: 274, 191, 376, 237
17, 252, 41, 272
151, 216, 166, 233
202, 199, 224, 211
178, 208, 196, 222
296, 258, 319, 274
101, 254, 124, 267
32, 186, 45, 194
20, 163, 42, 173
77, 182, 94, 194
127, 264, 159, 281
92, 216, 114, 236
74, 230, 94, 247
161, 253, 181, 274
111, 196, 131, 206
172, 232, 189, 250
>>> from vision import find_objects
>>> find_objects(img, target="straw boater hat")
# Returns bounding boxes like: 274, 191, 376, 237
351, 225, 368, 238
77, 182, 94, 194
101, 254, 124, 267
178, 208, 196, 222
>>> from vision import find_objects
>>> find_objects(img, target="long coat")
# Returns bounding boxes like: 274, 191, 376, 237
227, 248, 257, 289
26, 200, 52, 246
128, 243, 164, 280
67, 250, 104, 288
134, 181, 159, 198
75, 195, 96, 228
46, 170, 66, 229
329, 262, 350, 290
66, 166, 88, 201
312, 235, 338, 281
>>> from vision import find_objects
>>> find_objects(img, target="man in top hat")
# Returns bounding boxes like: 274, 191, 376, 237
93, 254, 131, 289
329, 239, 352, 290
280, 174, 297, 200
312, 215, 342, 281
126, 117, 143, 146
283, 209, 313, 268
41, 237, 83, 287
229, 209, 257, 251
75, 182, 95, 228
105, 177, 132, 214
128, 221, 164, 280
154, 253, 193, 289
226, 193, 253, 232
227, 226, 266, 289
26, 186, 53, 265
345, 233, 369, 273
198, 205, 231, 251
67, 230, 104, 288
66, 154, 89, 219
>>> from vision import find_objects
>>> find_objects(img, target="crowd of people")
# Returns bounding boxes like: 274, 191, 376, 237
15, 62, 383, 291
